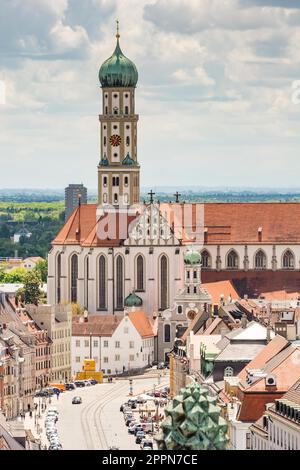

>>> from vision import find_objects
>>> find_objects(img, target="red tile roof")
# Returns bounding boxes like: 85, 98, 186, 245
72, 314, 123, 336
128, 311, 155, 338
202, 280, 240, 305
53, 202, 300, 247
238, 335, 289, 381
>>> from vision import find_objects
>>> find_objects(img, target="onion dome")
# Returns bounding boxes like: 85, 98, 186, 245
99, 153, 109, 166
99, 22, 138, 88
124, 291, 143, 307
122, 153, 136, 166
184, 249, 201, 265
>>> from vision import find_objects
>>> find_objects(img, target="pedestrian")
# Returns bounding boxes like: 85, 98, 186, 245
27, 404, 31, 412
56, 392, 59, 400
29, 410, 32, 418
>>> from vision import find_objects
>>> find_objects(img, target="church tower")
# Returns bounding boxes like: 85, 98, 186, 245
98, 22, 140, 207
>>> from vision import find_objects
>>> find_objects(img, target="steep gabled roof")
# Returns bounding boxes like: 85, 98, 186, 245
53, 202, 300, 247
128, 310, 155, 338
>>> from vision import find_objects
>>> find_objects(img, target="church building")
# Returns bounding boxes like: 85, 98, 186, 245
47, 26, 300, 331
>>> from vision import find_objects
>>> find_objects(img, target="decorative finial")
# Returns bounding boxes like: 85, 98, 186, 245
116, 19, 120, 39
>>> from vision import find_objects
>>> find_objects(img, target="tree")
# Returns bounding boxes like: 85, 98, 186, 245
34, 259, 48, 283
23, 270, 42, 305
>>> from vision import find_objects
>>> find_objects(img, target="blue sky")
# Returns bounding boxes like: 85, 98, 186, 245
0, 0, 300, 189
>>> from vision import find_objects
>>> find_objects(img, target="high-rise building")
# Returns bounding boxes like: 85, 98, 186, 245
65, 184, 87, 221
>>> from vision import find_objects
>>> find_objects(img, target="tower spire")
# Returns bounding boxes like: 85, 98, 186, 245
116, 19, 120, 39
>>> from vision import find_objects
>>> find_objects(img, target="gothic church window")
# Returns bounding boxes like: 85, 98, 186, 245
255, 250, 267, 269
283, 250, 295, 269
227, 250, 239, 269
136, 255, 144, 291
70, 254, 78, 303
57, 253, 61, 304
99, 255, 106, 310
201, 250, 211, 268
116, 256, 124, 310
160, 255, 168, 310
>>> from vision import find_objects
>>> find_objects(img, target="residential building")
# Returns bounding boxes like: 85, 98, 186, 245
222, 339, 300, 449
72, 310, 155, 377
65, 183, 87, 221
27, 304, 72, 382
22, 257, 44, 270
250, 379, 300, 450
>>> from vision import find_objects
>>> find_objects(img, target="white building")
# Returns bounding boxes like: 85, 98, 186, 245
71, 309, 155, 377
22, 257, 43, 270
250, 379, 300, 450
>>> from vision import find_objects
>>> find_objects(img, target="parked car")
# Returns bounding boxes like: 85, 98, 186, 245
125, 416, 135, 426
89, 379, 98, 385
65, 383, 76, 391
136, 396, 146, 404
135, 431, 145, 444
134, 426, 144, 435
35, 390, 48, 397
74, 381, 85, 388
154, 391, 161, 397
120, 403, 128, 412
157, 362, 165, 370
84, 380, 91, 387
128, 423, 140, 434
142, 422, 153, 433
140, 439, 153, 450
72, 396, 82, 404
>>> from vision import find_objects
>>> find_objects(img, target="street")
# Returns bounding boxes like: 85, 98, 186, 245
24, 372, 169, 450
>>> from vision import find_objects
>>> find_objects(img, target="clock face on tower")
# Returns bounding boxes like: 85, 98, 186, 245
110, 134, 121, 147
187, 310, 196, 321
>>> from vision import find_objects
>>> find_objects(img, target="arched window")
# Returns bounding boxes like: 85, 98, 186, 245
103, 136, 106, 146
105, 106, 108, 115
125, 105, 129, 115
164, 324, 171, 343
116, 255, 124, 310
255, 250, 267, 269
224, 366, 234, 377
160, 255, 168, 310
283, 250, 295, 269
201, 250, 211, 268
227, 250, 239, 269
99, 255, 106, 310
70, 254, 78, 303
57, 253, 61, 304
126, 136, 130, 146
177, 305, 183, 314
84, 256, 89, 309
136, 255, 144, 291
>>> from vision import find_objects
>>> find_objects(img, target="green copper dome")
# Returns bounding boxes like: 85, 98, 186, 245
124, 291, 143, 307
122, 153, 136, 166
184, 249, 201, 265
99, 31, 138, 88
99, 153, 109, 166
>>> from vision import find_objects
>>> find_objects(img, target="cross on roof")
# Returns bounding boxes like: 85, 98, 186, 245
174, 191, 181, 203
116, 19, 120, 39
148, 190, 155, 204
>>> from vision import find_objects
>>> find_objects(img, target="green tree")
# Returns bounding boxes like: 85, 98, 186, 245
23, 270, 42, 305
34, 259, 48, 283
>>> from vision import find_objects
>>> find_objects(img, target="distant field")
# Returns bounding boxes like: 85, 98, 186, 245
0, 201, 65, 222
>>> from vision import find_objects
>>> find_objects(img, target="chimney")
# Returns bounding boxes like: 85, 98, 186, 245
83, 310, 88, 323
258, 227, 263, 242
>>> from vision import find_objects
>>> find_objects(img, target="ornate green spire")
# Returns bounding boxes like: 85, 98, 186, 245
122, 152, 136, 166
184, 249, 201, 265
124, 291, 143, 307
155, 383, 228, 450
99, 21, 138, 88
99, 153, 109, 166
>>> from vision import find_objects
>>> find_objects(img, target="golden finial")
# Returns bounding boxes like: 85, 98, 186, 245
116, 19, 120, 39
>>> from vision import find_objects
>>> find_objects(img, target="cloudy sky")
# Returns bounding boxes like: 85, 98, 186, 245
0, 0, 300, 190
